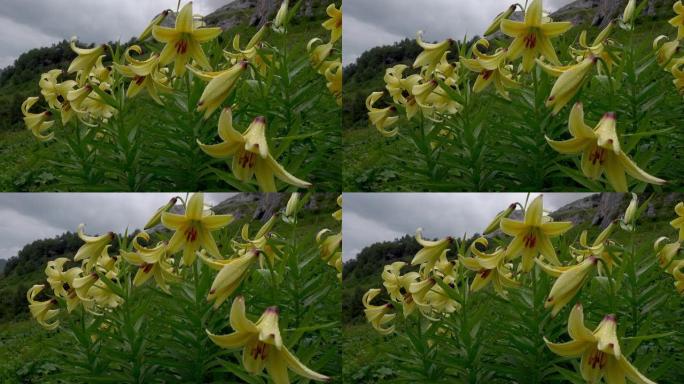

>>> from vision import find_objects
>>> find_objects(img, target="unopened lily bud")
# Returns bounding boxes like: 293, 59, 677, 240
139, 9, 170, 41
623, 0, 636, 24
285, 193, 300, 219
623, 193, 638, 225
484, 4, 516, 36
483, 203, 516, 235
273, 0, 289, 32
144, 197, 178, 229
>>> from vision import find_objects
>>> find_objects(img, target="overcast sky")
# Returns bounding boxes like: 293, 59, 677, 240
342, 193, 593, 261
0, 0, 231, 69
343, 0, 576, 66
0, 193, 235, 260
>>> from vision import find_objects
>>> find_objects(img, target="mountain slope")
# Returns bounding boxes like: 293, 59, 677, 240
0, 193, 337, 323
343, 192, 684, 323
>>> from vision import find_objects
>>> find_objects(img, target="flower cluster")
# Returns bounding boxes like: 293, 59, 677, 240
307, 3, 343, 105
27, 192, 334, 383
362, 194, 666, 382
655, 1, 684, 93
654, 201, 684, 294
316, 195, 342, 280
365, 30, 463, 137
363, 0, 671, 191
21, 1, 340, 191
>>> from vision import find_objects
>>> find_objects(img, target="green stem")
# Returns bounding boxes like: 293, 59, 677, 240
192, 261, 205, 383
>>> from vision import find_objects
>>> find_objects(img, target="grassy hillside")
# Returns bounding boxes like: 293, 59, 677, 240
342, 8, 684, 191
342, 193, 684, 382
0, 195, 338, 383
0, 4, 337, 192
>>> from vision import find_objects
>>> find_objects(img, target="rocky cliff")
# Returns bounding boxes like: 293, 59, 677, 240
550, 0, 672, 27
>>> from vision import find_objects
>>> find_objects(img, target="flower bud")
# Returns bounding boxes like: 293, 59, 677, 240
483, 203, 516, 235
273, 0, 289, 32
623, 0, 636, 24
284, 192, 300, 221
623, 193, 638, 225
144, 197, 178, 229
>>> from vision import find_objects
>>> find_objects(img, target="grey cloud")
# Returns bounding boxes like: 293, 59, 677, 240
342, 193, 592, 261
0, 193, 235, 259
343, 0, 577, 66
0, 0, 228, 69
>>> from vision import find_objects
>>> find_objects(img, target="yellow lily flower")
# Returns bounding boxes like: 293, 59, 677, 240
333, 195, 342, 221
152, 2, 222, 76
307, 38, 334, 72
366, 91, 399, 137
434, 52, 460, 87
423, 278, 461, 315
541, 56, 596, 115
86, 82, 117, 121
381, 261, 420, 316
538, 256, 597, 317
460, 39, 519, 99
322, 3, 342, 43
87, 55, 113, 84
22, 96, 55, 141
38, 71, 79, 124
384, 64, 411, 104
411, 228, 453, 275
223, 26, 270, 74
74, 224, 115, 273
190, 61, 248, 119
316, 229, 342, 279
413, 31, 452, 74
654, 237, 680, 273
88, 271, 124, 309
72, 269, 101, 301
570, 23, 616, 75
501, 195, 573, 271
197, 109, 311, 191
545, 304, 656, 384
161, 192, 233, 265
545, 103, 666, 191
45, 259, 85, 312
235, 215, 281, 266
670, 202, 684, 241
673, 60, 684, 94
114, 46, 173, 105
324, 60, 342, 106
316, 228, 341, 263
500, 0, 572, 71
653, 35, 680, 69
200, 249, 258, 308
122, 232, 179, 293
68, 38, 106, 84
571, 222, 618, 276
669, 1, 684, 40
461, 238, 520, 297
27, 285, 60, 330
363, 288, 395, 335
207, 296, 330, 383
139, 9, 171, 41
484, 4, 517, 36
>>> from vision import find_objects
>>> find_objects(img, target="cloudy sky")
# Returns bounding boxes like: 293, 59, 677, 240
343, 0, 576, 66
0, 193, 235, 260
342, 193, 593, 261
0, 0, 231, 69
